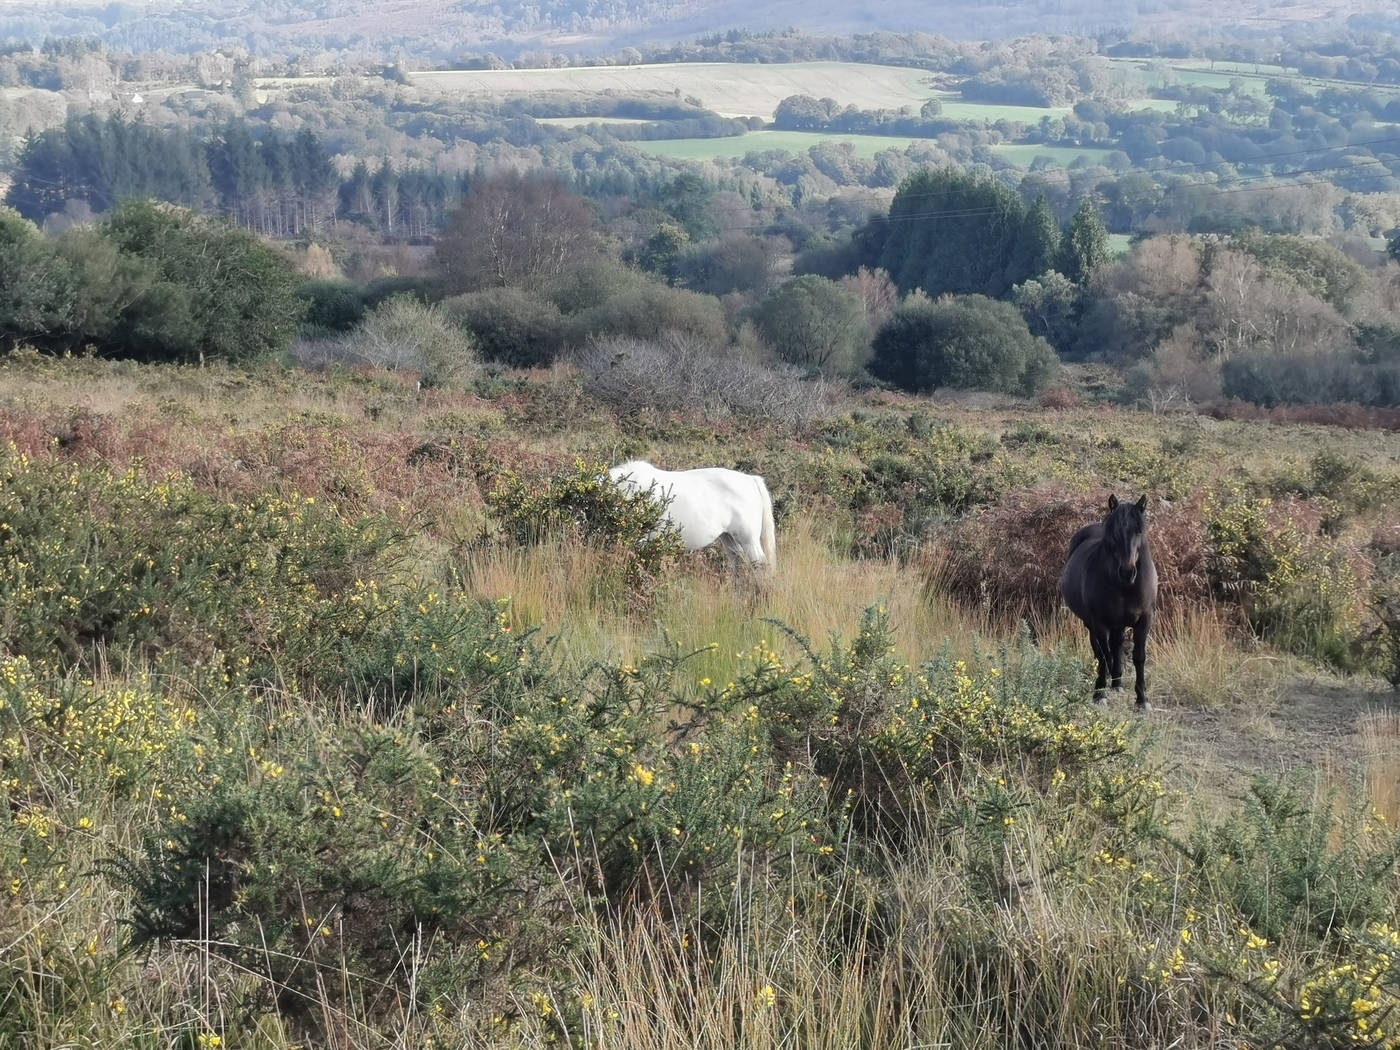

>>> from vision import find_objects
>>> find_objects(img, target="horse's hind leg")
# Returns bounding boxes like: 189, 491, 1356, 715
1109, 625, 1126, 691
718, 534, 743, 573
1132, 613, 1153, 711
717, 534, 751, 594
1088, 625, 1111, 704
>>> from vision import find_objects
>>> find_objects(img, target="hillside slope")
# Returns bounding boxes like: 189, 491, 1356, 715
0, 0, 1395, 59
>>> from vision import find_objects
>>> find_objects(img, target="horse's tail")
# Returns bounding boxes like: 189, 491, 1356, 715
755, 475, 777, 571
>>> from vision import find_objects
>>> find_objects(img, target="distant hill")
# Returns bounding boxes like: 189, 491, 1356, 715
0, 0, 1396, 60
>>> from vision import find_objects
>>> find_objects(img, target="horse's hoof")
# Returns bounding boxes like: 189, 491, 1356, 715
1111, 682, 1125, 692
1093, 690, 1109, 706
1135, 698, 1152, 713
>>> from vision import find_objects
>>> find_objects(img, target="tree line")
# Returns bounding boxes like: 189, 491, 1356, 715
5, 115, 471, 238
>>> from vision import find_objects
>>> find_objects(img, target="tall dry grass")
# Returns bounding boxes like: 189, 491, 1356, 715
1357, 708, 1400, 825
460, 515, 990, 685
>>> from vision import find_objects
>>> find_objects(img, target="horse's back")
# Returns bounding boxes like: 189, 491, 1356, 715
1059, 525, 1101, 619
608, 460, 769, 560
1066, 522, 1100, 556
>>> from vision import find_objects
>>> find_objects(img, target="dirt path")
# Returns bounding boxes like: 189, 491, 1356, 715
1143, 676, 1400, 811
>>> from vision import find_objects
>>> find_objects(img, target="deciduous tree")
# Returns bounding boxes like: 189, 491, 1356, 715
437, 173, 602, 294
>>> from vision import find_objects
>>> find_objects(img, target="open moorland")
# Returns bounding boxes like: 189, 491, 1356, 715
3, 344, 1400, 1049
9, 12, 1400, 1049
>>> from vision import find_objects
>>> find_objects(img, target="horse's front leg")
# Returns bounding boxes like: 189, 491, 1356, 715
1089, 624, 1111, 704
1132, 613, 1152, 711
1108, 625, 1126, 691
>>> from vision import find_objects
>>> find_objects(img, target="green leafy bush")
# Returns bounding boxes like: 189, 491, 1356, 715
444, 286, 565, 367
869, 293, 1059, 396
564, 281, 728, 347
296, 278, 365, 333
338, 294, 480, 387
750, 274, 871, 375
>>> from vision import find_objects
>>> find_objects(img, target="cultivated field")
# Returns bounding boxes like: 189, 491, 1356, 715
412, 61, 937, 119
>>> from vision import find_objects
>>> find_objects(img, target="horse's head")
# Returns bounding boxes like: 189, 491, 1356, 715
1103, 493, 1149, 586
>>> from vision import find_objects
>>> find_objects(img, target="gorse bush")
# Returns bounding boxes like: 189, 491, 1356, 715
1185, 776, 1400, 944
1204, 489, 1366, 669
485, 458, 687, 604
93, 603, 1174, 1024
5, 356, 1400, 1049
0, 444, 396, 682
102, 602, 841, 1015
807, 410, 1027, 557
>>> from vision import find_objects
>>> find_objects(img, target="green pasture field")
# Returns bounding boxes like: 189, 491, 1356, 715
992, 143, 1117, 167
1126, 98, 1182, 112
411, 61, 935, 119
1107, 56, 1400, 100
1174, 59, 1295, 77
926, 92, 1071, 122
635, 134, 1114, 167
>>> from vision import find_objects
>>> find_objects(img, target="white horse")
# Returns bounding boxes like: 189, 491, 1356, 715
608, 460, 777, 572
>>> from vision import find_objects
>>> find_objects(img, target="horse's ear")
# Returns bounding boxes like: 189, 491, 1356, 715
1136, 495, 1148, 513
1107, 493, 1119, 510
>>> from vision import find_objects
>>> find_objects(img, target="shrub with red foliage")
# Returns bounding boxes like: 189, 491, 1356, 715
930, 485, 1210, 625
1038, 385, 1081, 411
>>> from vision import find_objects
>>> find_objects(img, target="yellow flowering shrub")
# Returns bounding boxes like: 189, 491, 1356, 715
1204, 489, 1366, 669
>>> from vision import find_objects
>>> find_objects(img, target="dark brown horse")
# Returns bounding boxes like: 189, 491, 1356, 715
1060, 494, 1158, 710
